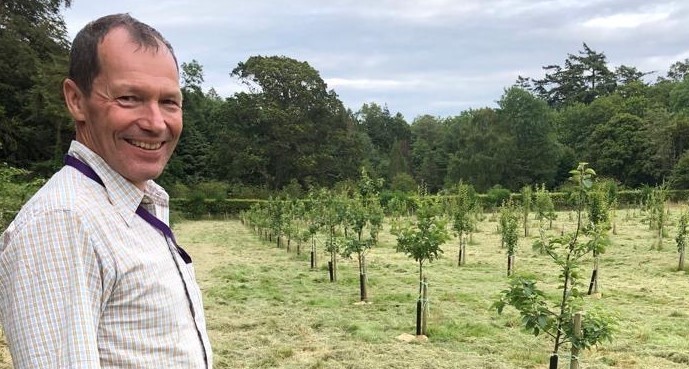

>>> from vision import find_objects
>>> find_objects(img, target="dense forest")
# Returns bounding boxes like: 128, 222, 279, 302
4, 1, 689, 199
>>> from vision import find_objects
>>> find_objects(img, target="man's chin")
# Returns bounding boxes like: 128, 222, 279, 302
124, 168, 165, 189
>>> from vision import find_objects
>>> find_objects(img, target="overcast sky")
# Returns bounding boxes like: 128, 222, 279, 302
62, 0, 689, 121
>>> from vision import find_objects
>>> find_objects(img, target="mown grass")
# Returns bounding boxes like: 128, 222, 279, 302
189, 207, 688, 369
2, 207, 689, 368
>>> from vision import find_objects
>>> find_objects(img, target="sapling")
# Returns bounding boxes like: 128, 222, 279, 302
499, 199, 519, 276
676, 210, 688, 271
450, 182, 476, 266
521, 185, 533, 237
282, 197, 297, 252
395, 192, 450, 335
387, 195, 408, 226
648, 184, 669, 250
534, 184, 556, 230
341, 168, 384, 301
289, 198, 309, 255
586, 188, 611, 295
317, 188, 347, 282
598, 179, 618, 235
303, 189, 324, 268
267, 196, 289, 247
495, 163, 615, 369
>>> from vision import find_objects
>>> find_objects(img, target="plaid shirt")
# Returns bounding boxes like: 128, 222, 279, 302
0, 141, 212, 368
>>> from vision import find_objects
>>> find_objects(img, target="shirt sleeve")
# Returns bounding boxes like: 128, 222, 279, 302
0, 210, 104, 369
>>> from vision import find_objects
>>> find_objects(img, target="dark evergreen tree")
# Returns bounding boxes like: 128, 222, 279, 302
0, 0, 72, 173
523, 43, 617, 108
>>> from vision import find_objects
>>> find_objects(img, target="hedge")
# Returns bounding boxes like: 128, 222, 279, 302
170, 198, 266, 219
170, 189, 689, 219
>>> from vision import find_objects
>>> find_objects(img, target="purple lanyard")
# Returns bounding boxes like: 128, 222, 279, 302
64, 155, 192, 264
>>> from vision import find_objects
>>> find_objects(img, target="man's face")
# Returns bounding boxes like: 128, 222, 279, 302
66, 27, 182, 190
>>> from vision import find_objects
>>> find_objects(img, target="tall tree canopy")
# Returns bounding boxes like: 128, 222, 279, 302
355, 102, 411, 181
524, 43, 617, 108
0, 0, 72, 172
210, 56, 364, 190
497, 87, 559, 190
443, 108, 507, 192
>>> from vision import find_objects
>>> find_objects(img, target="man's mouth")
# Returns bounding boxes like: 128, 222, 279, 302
127, 139, 163, 150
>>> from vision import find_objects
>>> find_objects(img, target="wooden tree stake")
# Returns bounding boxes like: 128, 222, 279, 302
422, 276, 429, 336
570, 312, 582, 369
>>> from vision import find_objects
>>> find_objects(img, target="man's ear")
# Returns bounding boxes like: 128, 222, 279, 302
63, 78, 87, 122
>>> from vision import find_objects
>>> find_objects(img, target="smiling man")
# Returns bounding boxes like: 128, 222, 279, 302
0, 14, 212, 369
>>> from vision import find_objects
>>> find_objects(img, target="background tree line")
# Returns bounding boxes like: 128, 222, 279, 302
5, 2, 689, 200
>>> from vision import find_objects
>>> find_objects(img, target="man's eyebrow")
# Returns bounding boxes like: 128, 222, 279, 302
111, 83, 182, 98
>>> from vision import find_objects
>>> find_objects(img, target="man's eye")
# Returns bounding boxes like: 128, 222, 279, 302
162, 99, 182, 109
117, 96, 139, 105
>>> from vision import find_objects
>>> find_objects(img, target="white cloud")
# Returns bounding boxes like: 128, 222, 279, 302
326, 78, 424, 90
583, 12, 670, 29
637, 50, 689, 73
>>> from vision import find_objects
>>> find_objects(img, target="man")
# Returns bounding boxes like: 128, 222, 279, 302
0, 14, 212, 368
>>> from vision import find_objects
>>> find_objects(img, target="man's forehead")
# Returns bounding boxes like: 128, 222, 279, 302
100, 27, 163, 53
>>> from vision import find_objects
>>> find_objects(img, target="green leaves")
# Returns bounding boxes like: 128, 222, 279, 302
675, 211, 689, 254
450, 182, 477, 238
0, 163, 43, 229
566, 309, 617, 350
499, 199, 519, 255
494, 278, 554, 336
395, 194, 450, 267
495, 163, 615, 357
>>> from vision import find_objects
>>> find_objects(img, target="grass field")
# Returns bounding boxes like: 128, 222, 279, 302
2, 207, 689, 368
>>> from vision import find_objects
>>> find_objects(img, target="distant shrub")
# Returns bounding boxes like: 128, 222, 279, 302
390, 172, 417, 193
227, 183, 272, 199
193, 181, 229, 200
281, 179, 303, 198
485, 185, 512, 210
167, 182, 190, 198
1, 164, 44, 229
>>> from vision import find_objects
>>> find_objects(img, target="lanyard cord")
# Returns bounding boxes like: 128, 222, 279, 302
64, 154, 209, 368
64, 155, 192, 263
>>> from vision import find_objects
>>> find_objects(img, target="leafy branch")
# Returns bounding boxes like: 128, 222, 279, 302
494, 163, 615, 365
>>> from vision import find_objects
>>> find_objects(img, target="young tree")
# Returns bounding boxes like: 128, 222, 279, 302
586, 188, 611, 295
500, 200, 519, 276
387, 195, 409, 223
267, 196, 288, 248
248, 200, 269, 237
450, 182, 476, 266
534, 184, 556, 230
495, 163, 615, 369
288, 198, 308, 254
395, 191, 450, 335
675, 210, 688, 271
598, 179, 619, 235
303, 189, 324, 268
647, 183, 669, 250
341, 168, 384, 302
521, 185, 533, 237
317, 188, 347, 282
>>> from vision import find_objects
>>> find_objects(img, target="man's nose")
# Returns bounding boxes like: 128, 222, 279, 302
140, 101, 166, 133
